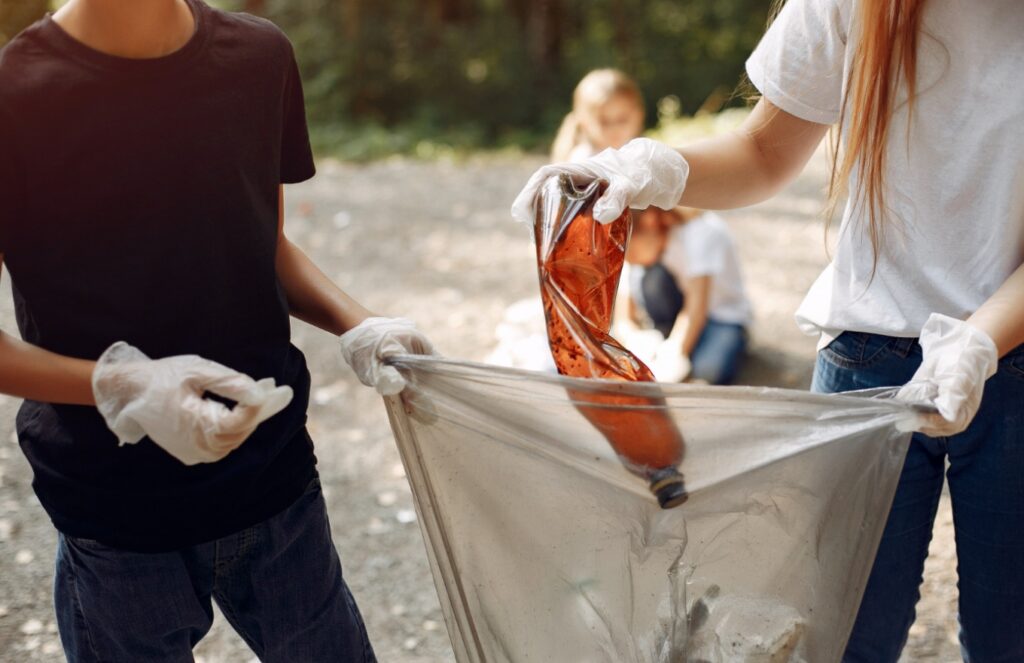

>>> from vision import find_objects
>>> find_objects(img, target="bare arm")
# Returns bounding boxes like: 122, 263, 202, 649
968, 263, 1024, 357
667, 275, 711, 357
274, 186, 374, 335
0, 255, 96, 405
679, 99, 830, 210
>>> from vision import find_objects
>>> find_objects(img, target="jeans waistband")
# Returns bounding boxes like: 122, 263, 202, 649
853, 332, 1024, 361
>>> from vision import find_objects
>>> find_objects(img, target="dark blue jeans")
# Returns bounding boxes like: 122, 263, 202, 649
812, 332, 1024, 663
54, 477, 376, 663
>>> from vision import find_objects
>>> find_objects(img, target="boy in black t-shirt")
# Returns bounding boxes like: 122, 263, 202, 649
0, 0, 431, 659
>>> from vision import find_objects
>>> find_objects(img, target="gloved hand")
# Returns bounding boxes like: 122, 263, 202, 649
339, 317, 436, 395
897, 313, 999, 437
511, 137, 689, 225
652, 338, 692, 383
92, 341, 294, 465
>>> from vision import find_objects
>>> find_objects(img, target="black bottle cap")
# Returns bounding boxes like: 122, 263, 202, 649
648, 467, 687, 509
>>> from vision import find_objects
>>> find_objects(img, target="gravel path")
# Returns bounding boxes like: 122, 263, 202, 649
0, 152, 959, 662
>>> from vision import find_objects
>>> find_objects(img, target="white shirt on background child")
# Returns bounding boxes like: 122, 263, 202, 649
659, 212, 753, 327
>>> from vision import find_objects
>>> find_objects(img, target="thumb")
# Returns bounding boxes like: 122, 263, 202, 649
896, 380, 938, 409
215, 383, 294, 435
592, 183, 631, 224
894, 380, 943, 433
511, 166, 557, 224
375, 365, 407, 396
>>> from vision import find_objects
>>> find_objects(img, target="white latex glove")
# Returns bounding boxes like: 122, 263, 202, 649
511, 137, 689, 225
92, 342, 294, 465
339, 317, 436, 395
615, 326, 665, 367
652, 338, 692, 383
897, 313, 998, 436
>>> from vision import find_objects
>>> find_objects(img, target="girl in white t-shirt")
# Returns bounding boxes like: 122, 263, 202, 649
618, 206, 752, 384
514, 1, 1024, 660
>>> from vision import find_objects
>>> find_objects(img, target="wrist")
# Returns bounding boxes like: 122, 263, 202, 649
80, 359, 99, 406
333, 308, 375, 337
920, 313, 999, 379
966, 309, 1016, 359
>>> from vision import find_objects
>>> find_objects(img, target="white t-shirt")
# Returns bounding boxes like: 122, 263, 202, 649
660, 212, 753, 326
746, 0, 1024, 341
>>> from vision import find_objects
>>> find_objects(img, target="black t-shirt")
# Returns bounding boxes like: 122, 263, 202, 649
0, 0, 319, 552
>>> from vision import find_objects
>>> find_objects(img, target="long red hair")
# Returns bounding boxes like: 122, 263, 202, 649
826, 0, 929, 264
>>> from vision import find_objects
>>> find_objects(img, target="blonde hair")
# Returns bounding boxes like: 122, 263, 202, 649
551, 69, 644, 162
826, 0, 928, 269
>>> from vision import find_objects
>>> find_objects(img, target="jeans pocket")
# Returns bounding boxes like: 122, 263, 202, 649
819, 332, 897, 369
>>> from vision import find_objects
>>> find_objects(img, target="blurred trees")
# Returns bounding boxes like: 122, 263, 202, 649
228, 0, 772, 150
0, 1, 773, 154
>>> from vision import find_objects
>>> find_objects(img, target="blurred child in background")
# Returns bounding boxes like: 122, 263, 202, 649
552, 69, 752, 384
491, 67, 644, 371
551, 68, 645, 162
616, 206, 752, 384
494, 68, 750, 384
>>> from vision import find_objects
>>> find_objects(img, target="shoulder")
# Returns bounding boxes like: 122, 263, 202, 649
775, 0, 854, 32
0, 21, 57, 118
204, 4, 294, 58
0, 15, 49, 63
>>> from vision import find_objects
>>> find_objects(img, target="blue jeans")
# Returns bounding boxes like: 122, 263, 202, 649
812, 332, 1024, 663
689, 320, 747, 385
638, 263, 746, 384
54, 476, 376, 663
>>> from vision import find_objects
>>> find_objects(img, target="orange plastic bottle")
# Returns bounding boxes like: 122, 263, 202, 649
534, 175, 686, 508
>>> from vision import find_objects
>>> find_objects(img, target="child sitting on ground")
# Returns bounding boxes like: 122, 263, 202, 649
492, 68, 750, 384
616, 206, 752, 384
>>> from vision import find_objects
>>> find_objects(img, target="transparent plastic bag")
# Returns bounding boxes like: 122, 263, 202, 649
383, 357, 916, 663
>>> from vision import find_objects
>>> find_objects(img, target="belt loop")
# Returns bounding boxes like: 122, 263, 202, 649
892, 337, 916, 358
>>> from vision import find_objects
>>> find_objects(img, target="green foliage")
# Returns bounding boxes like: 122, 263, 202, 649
651, 107, 750, 146
0, 0, 48, 47
3, 1, 769, 159
226, 0, 771, 157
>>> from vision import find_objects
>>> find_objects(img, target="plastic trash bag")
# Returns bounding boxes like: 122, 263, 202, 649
383, 356, 916, 663
533, 175, 686, 507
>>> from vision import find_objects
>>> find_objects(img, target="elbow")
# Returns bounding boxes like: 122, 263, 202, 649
742, 128, 797, 198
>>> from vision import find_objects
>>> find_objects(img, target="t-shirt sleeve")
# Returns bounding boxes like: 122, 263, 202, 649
280, 46, 316, 184
661, 218, 727, 282
745, 0, 850, 125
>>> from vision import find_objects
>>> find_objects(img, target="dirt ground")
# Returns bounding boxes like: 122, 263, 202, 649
0, 150, 960, 661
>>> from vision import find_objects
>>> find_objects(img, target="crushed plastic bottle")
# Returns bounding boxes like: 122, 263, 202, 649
533, 174, 687, 508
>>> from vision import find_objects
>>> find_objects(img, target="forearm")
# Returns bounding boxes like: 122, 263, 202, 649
0, 331, 96, 405
680, 135, 783, 210
968, 263, 1024, 357
669, 275, 711, 356
275, 237, 373, 336
668, 309, 707, 357
678, 99, 829, 210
